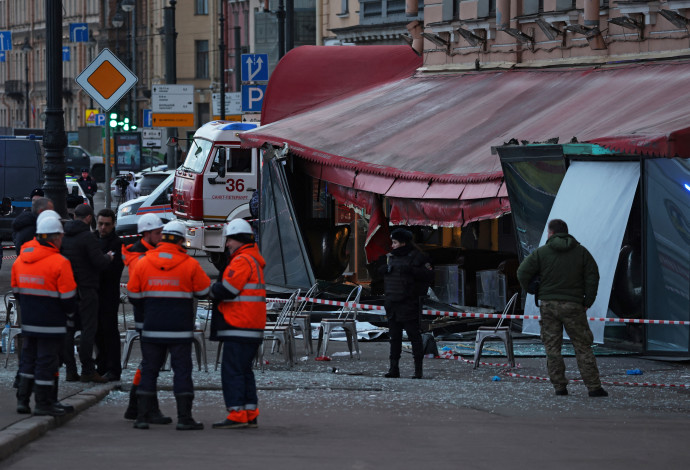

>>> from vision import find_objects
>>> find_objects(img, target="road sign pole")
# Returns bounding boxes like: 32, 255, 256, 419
105, 124, 111, 210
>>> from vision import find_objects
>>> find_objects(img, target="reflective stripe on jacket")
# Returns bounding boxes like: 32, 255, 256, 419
217, 244, 267, 340
11, 239, 77, 338
127, 242, 211, 343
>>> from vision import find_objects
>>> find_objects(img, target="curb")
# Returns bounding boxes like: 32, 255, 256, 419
0, 383, 116, 462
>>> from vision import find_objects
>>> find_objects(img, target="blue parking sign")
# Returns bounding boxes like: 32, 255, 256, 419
95, 113, 106, 127
142, 109, 153, 128
241, 85, 266, 113
70, 23, 89, 43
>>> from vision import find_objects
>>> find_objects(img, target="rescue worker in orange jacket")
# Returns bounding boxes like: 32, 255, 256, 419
210, 219, 267, 429
121, 213, 171, 425
127, 221, 211, 431
11, 215, 77, 416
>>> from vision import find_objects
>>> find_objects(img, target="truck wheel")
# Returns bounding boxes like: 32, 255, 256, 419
209, 251, 228, 273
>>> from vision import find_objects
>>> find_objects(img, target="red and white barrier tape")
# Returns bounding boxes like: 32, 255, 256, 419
428, 352, 520, 369
503, 371, 690, 388
2, 255, 17, 261
267, 296, 690, 326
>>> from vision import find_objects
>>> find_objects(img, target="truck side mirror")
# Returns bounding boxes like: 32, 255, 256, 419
1, 197, 12, 215
217, 148, 227, 178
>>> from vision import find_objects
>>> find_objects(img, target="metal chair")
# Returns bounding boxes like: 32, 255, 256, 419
317, 285, 362, 360
292, 283, 319, 356
259, 290, 299, 369
3, 293, 22, 367
473, 292, 518, 368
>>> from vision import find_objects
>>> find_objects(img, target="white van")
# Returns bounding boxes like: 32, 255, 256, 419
115, 173, 175, 236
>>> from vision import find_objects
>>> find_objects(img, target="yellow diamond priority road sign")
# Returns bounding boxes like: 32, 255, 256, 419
75, 48, 137, 111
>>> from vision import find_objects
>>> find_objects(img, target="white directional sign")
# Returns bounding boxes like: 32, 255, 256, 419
142, 128, 162, 147
151, 84, 194, 113
241, 54, 269, 82
212, 92, 242, 116
75, 48, 138, 111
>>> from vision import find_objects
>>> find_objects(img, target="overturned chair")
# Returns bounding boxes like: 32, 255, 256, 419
473, 292, 518, 369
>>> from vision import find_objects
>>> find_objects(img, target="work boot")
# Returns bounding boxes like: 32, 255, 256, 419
80, 371, 108, 384
246, 409, 259, 429
384, 360, 400, 378
33, 384, 66, 417
411, 358, 423, 379
16, 376, 33, 414
588, 387, 609, 397
51, 375, 74, 413
175, 394, 204, 431
124, 385, 138, 420
213, 409, 248, 429
149, 394, 173, 425
133, 393, 156, 429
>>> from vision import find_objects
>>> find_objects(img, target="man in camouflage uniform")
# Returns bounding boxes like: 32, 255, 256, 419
517, 219, 608, 397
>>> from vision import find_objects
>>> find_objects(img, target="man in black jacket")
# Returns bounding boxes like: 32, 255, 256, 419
61, 204, 114, 383
380, 228, 433, 379
11, 195, 53, 255
94, 209, 125, 381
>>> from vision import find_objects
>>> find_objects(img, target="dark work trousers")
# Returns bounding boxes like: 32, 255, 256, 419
20, 336, 63, 385
139, 342, 193, 395
76, 287, 99, 375
221, 340, 260, 411
62, 326, 79, 375
388, 317, 424, 362
95, 302, 122, 378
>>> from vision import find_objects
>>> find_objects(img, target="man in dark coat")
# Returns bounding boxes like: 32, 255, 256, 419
11, 195, 53, 255
61, 204, 114, 383
380, 228, 433, 379
94, 209, 125, 381
76, 168, 98, 208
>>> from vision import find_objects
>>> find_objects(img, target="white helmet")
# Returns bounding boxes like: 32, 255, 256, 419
223, 219, 253, 238
36, 210, 61, 226
161, 221, 186, 238
137, 213, 164, 233
36, 216, 64, 235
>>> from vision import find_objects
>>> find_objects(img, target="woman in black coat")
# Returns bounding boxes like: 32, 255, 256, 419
380, 228, 433, 379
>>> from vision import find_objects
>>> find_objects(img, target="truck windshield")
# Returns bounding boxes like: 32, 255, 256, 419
182, 138, 213, 173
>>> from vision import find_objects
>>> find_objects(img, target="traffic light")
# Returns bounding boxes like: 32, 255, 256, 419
107, 113, 137, 131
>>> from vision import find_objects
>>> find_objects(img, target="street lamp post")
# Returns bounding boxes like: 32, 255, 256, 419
43, 0, 68, 217
22, 37, 32, 128
219, 0, 226, 120
121, 0, 136, 128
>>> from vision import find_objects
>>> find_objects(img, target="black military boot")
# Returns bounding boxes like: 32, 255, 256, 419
149, 394, 173, 425
412, 357, 423, 379
52, 375, 74, 413
123, 385, 138, 420
133, 393, 155, 429
33, 385, 67, 417
175, 394, 204, 431
384, 359, 400, 378
16, 376, 33, 414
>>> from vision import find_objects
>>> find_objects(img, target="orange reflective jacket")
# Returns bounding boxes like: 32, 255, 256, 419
216, 243, 267, 340
11, 239, 77, 337
122, 238, 155, 268
127, 242, 210, 343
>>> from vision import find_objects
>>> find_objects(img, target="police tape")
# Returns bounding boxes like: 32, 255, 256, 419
428, 353, 689, 388
266, 296, 690, 326
426, 352, 520, 369
2, 255, 17, 261
502, 371, 690, 388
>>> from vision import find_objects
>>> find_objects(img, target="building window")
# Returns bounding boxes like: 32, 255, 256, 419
195, 40, 209, 78
340, 0, 348, 14
195, 0, 208, 15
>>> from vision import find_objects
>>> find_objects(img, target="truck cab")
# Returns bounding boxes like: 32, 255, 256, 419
172, 121, 259, 268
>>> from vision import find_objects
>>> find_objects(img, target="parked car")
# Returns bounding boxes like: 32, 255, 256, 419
115, 173, 175, 236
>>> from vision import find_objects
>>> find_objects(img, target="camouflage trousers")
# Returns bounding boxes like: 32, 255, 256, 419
539, 300, 602, 392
